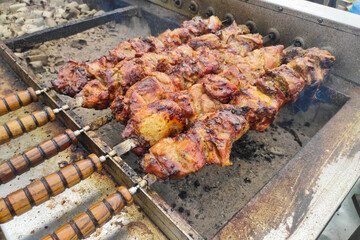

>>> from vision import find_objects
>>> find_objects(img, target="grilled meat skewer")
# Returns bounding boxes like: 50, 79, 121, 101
140, 47, 335, 180
52, 16, 222, 97
110, 30, 263, 123
122, 45, 285, 154
73, 22, 255, 111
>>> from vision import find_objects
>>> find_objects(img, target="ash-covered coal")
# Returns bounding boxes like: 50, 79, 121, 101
0, 0, 101, 40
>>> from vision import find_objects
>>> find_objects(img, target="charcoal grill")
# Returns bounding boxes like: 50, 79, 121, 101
0, 0, 360, 239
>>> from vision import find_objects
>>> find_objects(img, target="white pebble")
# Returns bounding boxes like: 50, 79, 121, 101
66, 1, 79, 9
24, 18, 45, 27
9, 3, 27, 13
16, 6, 28, 13
0, 15, 8, 24
43, 10, 53, 18
31, 10, 44, 18
78, 4, 90, 12
15, 17, 25, 25
55, 8, 65, 18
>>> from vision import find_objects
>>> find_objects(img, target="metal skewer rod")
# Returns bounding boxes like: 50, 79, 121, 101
0, 87, 51, 116
0, 114, 114, 184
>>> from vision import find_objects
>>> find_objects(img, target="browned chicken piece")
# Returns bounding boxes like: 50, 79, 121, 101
122, 45, 284, 154
122, 100, 187, 155
52, 60, 89, 97
140, 48, 335, 180
111, 33, 262, 123
141, 107, 249, 179
52, 16, 222, 97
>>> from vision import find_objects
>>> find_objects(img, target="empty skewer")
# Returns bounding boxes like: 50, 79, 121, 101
0, 137, 136, 224
0, 105, 69, 144
0, 87, 50, 116
0, 114, 114, 184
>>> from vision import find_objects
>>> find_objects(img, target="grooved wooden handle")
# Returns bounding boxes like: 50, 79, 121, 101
42, 186, 133, 240
0, 106, 56, 144
0, 154, 102, 224
0, 129, 78, 184
0, 87, 38, 116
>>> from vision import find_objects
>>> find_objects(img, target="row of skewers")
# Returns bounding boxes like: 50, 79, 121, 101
0, 15, 335, 240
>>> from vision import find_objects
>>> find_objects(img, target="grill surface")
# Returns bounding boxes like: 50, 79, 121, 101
0, 0, 360, 239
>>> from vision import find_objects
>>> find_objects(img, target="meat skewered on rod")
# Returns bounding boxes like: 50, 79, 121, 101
121, 45, 285, 154
109, 29, 266, 124
0, 113, 114, 184
141, 47, 335, 179
65, 22, 259, 111
0, 105, 69, 144
51, 16, 223, 98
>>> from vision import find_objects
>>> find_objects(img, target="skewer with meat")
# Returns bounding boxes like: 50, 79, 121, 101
110, 29, 263, 122
51, 16, 222, 97
121, 45, 285, 154
76, 23, 259, 110
139, 47, 335, 179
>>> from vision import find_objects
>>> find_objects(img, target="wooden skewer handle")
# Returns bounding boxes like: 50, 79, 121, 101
0, 87, 38, 116
0, 106, 56, 144
0, 129, 78, 184
42, 186, 134, 240
0, 154, 102, 224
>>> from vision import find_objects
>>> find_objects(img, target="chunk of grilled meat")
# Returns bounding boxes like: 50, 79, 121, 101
122, 45, 284, 155
140, 48, 335, 180
110, 32, 262, 122
52, 16, 222, 97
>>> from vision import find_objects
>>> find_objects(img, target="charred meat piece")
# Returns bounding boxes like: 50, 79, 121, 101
52, 60, 89, 97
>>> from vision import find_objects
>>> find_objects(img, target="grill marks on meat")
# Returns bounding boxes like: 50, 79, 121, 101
52, 16, 222, 98
123, 45, 284, 154
140, 48, 335, 180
